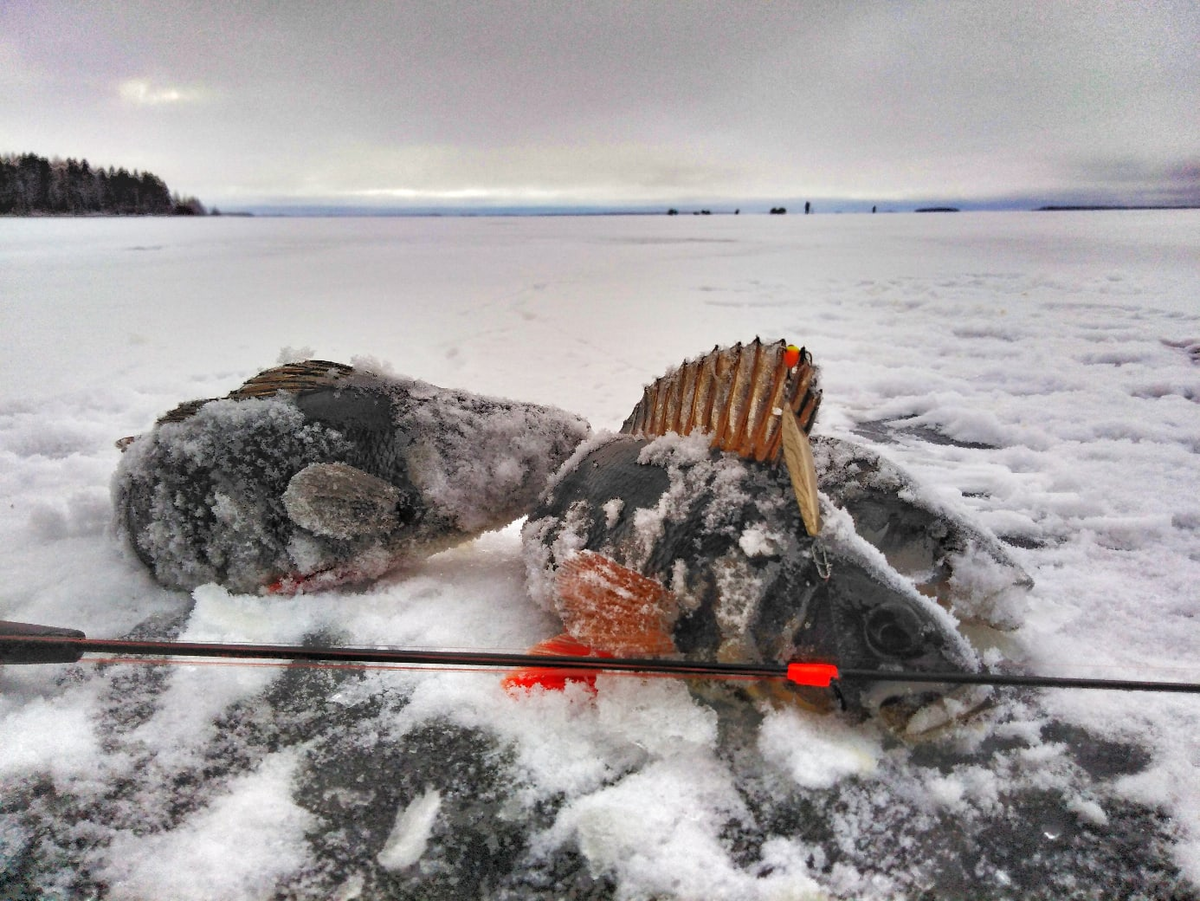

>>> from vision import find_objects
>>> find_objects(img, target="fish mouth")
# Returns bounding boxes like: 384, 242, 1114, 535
871, 682, 995, 739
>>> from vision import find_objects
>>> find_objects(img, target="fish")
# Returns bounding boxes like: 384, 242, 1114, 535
812, 435, 1033, 632
520, 339, 1024, 735
114, 360, 591, 594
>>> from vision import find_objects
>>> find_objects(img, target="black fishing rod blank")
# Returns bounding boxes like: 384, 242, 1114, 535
0, 620, 788, 680
3, 621, 1200, 696
0, 620, 86, 665
833, 667, 1200, 694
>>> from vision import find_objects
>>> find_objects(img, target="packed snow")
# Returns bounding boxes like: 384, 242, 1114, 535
2, 211, 1199, 900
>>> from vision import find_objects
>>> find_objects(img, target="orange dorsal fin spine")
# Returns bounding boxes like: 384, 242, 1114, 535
619, 340, 821, 465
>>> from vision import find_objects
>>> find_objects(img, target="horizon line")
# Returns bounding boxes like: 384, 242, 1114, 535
211, 200, 1200, 218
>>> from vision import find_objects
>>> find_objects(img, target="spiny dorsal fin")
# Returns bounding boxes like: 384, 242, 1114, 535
620, 339, 821, 463
230, 360, 356, 399
156, 397, 223, 425
154, 360, 356, 425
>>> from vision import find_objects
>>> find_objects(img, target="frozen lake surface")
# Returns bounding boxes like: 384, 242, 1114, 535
2, 212, 1199, 899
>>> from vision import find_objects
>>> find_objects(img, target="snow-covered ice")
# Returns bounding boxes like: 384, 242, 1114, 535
2, 211, 1199, 899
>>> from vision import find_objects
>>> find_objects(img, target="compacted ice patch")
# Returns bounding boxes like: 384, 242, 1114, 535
377, 788, 443, 871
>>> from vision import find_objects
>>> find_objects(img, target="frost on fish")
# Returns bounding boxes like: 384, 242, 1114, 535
519, 340, 1019, 732
813, 435, 1032, 631
523, 430, 980, 725
114, 361, 591, 593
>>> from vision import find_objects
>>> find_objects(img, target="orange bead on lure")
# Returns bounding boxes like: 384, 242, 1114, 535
783, 344, 803, 369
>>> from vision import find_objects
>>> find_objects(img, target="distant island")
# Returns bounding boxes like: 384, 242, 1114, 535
0, 153, 206, 216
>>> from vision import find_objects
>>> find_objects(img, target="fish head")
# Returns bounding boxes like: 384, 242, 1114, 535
761, 512, 989, 738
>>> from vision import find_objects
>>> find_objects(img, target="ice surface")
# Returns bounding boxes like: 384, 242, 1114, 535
2, 212, 1200, 899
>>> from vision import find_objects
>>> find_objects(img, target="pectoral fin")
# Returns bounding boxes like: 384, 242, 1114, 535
554, 551, 678, 657
283, 462, 405, 539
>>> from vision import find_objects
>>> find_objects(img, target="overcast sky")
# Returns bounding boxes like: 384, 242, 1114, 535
3, 1, 1198, 210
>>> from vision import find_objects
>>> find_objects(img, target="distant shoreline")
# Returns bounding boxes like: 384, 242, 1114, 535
4, 205, 1197, 220
1035, 205, 1200, 212
219, 204, 1200, 219
1, 152, 206, 216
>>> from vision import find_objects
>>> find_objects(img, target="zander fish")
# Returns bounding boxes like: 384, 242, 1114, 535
520, 340, 1029, 735
115, 360, 590, 594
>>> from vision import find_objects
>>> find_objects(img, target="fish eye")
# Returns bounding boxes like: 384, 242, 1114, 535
863, 605, 925, 659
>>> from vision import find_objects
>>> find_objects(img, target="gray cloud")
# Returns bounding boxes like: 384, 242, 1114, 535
2, 1, 1197, 207
1058, 156, 1200, 207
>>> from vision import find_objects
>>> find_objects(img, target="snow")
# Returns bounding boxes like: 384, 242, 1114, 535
2, 211, 1200, 899
376, 788, 442, 871
100, 751, 315, 901
757, 706, 882, 789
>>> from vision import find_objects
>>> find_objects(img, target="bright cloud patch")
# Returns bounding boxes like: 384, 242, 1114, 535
118, 78, 204, 106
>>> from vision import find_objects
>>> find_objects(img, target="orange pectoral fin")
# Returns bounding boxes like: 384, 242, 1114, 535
555, 551, 679, 657
502, 633, 611, 693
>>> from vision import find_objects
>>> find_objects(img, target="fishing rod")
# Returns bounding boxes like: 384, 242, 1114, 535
3, 619, 1200, 695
